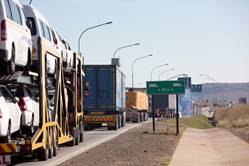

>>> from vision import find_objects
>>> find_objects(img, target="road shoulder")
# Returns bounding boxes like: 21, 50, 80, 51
169, 128, 249, 166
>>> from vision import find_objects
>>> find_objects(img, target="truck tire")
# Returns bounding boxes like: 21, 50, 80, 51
75, 127, 80, 145
48, 130, 54, 158
113, 115, 119, 130
38, 147, 48, 161
124, 113, 126, 126
132, 113, 139, 123
121, 113, 125, 127
118, 114, 121, 128
84, 124, 92, 131
69, 128, 76, 146
144, 112, 148, 121
140, 112, 143, 122
137, 112, 141, 123
53, 128, 58, 156
79, 120, 84, 143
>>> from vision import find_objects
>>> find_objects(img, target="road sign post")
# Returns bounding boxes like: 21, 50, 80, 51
152, 96, 155, 132
147, 80, 185, 134
176, 94, 179, 134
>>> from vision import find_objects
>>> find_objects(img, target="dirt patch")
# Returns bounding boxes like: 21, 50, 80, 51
60, 122, 181, 166
228, 127, 249, 144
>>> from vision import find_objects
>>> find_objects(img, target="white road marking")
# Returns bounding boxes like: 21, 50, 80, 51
16, 121, 150, 166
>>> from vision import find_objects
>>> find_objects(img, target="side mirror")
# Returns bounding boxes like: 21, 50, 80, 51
84, 81, 91, 96
26, 20, 32, 30
15, 97, 19, 103
35, 96, 39, 102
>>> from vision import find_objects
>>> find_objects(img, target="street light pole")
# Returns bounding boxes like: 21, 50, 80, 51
77, 21, 112, 55
167, 74, 188, 80
113, 43, 140, 58
132, 54, 153, 89
150, 63, 168, 81
158, 68, 174, 80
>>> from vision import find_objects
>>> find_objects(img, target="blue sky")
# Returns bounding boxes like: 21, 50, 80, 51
22, 0, 249, 87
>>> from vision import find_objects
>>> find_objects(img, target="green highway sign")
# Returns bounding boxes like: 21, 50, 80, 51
146, 80, 185, 95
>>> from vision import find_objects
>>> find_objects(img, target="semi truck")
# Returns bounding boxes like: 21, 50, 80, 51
0, 37, 84, 163
83, 65, 126, 130
150, 94, 176, 118
126, 91, 149, 123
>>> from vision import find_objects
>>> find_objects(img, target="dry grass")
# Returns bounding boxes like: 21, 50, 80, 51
215, 104, 249, 128
166, 115, 213, 129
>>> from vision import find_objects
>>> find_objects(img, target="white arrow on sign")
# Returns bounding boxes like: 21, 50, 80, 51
149, 83, 159, 88
173, 83, 182, 87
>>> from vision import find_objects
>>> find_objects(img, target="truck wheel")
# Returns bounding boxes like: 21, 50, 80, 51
107, 124, 114, 130
79, 120, 84, 142
144, 112, 148, 121
121, 113, 126, 127
84, 124, 92, 131
69, 128, 76, 146
53, 128, 58, 156
121, 114, 124, 127
75, 127, 80, 145
141, 112, 144, 122
48, 130, 54, 158
135, 113, 139, 123
114, 115, 119, 130
118, 114, 121, 128
38, 147, 48, 161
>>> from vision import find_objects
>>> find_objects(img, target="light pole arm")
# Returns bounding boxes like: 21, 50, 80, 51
113, 43, 140, 58
150, 63, 168, 81
131, 54, 152, 88
78, 21, 112, 55
167, 74, 188, 80
159, 69, 174, 80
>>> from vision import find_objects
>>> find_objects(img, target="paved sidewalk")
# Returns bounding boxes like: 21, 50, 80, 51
169, 128, 249, 166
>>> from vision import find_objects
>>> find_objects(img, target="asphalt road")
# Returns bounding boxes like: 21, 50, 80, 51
14, 122, 144, 166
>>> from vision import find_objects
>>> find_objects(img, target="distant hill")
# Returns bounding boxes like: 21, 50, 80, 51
192, 83, 249, 104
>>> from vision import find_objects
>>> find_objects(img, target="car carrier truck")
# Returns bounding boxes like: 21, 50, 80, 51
0, 37, 84, 163
126, 91, 149, 122
83, 65, 126, 130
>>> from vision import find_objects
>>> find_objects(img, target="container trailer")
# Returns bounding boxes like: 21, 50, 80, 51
126, 91, 149, 122
83, 65, 126, 130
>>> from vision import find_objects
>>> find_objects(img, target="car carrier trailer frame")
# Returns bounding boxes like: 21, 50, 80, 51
0, 37, 84, 163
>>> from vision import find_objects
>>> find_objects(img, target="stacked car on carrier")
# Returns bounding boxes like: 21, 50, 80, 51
0, 0, 84, 163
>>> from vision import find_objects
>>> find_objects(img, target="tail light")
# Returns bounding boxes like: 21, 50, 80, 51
1, 19, 7, 41
18, 98, 27, 112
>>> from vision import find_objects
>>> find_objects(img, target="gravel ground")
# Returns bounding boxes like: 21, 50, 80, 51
60, 121, 180, 166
